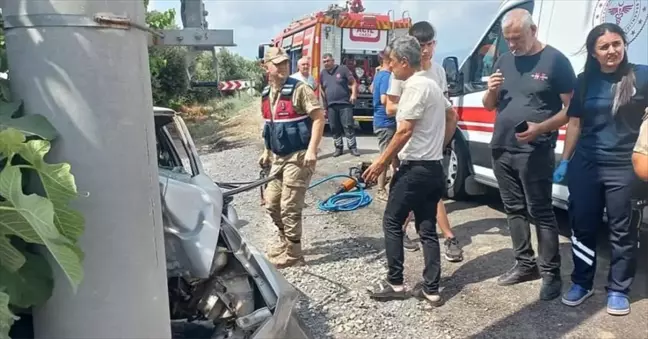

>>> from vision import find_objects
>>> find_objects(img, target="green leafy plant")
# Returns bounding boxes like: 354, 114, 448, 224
0, 79, 85, 337
146, 9, 177, 30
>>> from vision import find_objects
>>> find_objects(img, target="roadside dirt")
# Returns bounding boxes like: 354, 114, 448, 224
193, 101, 263, 152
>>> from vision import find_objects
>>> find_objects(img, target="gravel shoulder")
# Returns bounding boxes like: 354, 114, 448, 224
198, 102, 648, 339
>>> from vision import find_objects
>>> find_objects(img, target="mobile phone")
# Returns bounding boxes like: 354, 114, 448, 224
515, 120, 529, 133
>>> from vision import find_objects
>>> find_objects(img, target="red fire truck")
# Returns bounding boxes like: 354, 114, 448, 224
258, 0, 411, 125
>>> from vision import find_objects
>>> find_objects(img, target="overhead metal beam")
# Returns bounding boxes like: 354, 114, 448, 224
149, 28, 236, 48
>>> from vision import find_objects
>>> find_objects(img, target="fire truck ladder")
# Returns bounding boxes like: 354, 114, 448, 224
402, 10, 411, 23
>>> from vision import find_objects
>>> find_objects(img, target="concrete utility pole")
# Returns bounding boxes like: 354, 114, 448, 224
2, 1, 171, 338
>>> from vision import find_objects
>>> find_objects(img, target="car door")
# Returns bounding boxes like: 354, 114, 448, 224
157, 115, 224, 279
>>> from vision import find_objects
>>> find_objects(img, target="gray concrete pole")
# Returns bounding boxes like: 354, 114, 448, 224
2, 1, 171, 338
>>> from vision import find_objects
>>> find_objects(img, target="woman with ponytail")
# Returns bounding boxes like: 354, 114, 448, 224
555, 23, 648, 316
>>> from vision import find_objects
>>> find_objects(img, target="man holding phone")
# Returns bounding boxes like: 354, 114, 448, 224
482, 9, 575, 301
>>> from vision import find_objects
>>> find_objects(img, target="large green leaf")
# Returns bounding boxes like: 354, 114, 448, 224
0, 164, 83, 291
0, 205, 43, 245
0, 251, 53, 309
19, 139, 85, 241
0, 236, 25, 272
0, 101, 58, 141
0, 291, 15, 339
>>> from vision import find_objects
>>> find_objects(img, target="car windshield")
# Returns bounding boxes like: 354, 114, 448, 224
156, 116, 194, 176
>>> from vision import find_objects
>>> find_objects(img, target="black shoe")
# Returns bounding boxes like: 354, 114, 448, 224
350, 148, 360, 156
539, 274, 562, 301
497, 263, 541, 286
403, 234, 419, 252
444, 237, 464, 262
333, 148, 343, 157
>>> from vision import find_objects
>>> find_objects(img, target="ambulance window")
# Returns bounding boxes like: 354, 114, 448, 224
470, 21, 506, 83
467, 2, 534, 85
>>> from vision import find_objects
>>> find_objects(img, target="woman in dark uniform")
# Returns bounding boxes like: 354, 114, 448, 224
553, 23, 648, 316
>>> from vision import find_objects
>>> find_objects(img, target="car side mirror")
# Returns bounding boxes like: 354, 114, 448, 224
443, 56, 463, 96
257, 44, 266, 61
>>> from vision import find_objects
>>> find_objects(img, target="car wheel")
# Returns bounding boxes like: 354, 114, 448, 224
443, 136, 469, 200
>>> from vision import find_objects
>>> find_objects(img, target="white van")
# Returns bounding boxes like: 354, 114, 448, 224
441, 0, 648, 220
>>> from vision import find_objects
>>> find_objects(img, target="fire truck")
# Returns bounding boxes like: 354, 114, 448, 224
257, 0, 412, 125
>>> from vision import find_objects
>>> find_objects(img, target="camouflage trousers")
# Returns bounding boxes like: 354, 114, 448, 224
265, 150, 314, 242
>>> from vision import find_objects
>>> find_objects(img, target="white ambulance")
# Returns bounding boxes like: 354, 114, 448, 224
441, 0, 648, 218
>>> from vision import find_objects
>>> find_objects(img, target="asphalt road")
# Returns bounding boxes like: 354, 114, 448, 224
308, 128, 648, 339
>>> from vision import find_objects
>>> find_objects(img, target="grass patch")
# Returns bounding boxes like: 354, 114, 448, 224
183, 93, 257, 141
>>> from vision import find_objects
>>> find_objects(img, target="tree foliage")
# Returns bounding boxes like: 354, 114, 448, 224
143, 5, 264, 109
146, 8, 177, 30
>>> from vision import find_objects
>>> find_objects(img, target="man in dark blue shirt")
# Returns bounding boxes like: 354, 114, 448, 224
320, 53, 359, 157
372, 49, 396, 201
482, 8, 576, 301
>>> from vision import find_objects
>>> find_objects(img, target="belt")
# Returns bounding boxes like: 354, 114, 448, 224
400, 160, 442, 166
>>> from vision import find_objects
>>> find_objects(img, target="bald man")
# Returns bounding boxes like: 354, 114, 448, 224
290, 57, 316, 90
483, 8, 575, 301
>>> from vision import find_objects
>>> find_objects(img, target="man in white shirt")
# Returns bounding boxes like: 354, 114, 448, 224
290, 57, 317, 90
362, 35, 448, 307
385, 21, 462, 262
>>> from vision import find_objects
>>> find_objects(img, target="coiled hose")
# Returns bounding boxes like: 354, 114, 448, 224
237, 169, 372, 212
307, 174, 372, 212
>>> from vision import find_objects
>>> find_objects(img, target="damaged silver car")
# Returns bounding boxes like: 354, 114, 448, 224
154, 107, 312, 339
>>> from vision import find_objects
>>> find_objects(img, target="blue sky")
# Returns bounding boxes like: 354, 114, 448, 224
150, 0, 502, 62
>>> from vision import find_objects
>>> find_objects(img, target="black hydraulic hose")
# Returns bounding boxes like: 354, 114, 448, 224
217, 180, 262, 186
221, 174, 277, 198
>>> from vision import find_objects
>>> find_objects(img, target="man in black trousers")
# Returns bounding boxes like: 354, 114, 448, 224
319, 53, 359, 157
483, 8, 576, 300
362, 35, 449, 307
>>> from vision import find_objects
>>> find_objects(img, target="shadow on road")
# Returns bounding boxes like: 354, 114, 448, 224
464, 242, 648, 339
445, 189, 648, 338
303, 236, 386, 267
440, 247, 513, 302
450, 217, 510, 248
444, 199, 482, 214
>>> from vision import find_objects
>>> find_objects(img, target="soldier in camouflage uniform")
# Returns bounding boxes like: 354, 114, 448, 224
258, 47, 326, 268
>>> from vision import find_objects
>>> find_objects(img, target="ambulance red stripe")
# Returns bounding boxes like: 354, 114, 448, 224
456, 106, 567, 140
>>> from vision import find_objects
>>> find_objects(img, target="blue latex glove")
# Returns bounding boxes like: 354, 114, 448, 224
553, 160, 569, 183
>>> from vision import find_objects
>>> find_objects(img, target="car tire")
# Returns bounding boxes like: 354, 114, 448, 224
443, 134, 470, 200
